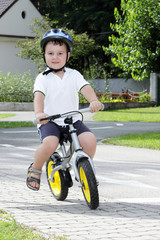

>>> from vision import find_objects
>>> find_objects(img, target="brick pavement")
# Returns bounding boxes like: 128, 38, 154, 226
0, 163, 160, 240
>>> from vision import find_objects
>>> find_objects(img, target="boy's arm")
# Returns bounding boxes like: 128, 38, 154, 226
80, 85, 102, 112
34, 91, 48, 124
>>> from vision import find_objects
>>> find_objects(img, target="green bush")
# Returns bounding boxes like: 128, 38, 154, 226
0, 71, 150, 104
0, 72, 34, 102
139, 93, 150, 102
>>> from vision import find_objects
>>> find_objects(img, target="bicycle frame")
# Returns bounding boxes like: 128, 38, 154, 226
47, 108, 97, 187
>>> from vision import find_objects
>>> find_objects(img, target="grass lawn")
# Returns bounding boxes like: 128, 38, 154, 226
94, 106, 160, 150
0, 121, 35, 128
0, 210, 68, 240
93, 106, 160, 122
0, 113, 34, 128
0, 113, 15, 118
103, 132, 160, 150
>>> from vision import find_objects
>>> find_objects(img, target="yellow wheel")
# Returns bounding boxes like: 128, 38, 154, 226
46, 157, 68, 201
79, 167, 91, 203
78, 158, 99, 209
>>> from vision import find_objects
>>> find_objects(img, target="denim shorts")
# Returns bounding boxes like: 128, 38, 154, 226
38, 120, 91, 142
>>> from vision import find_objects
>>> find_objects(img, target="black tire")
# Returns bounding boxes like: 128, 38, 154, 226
78, 158, 99, 209
46, 158, 68, 201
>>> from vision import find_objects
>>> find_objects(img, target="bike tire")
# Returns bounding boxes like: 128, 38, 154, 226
46, 158, 68, 201
78, 158, 99, 209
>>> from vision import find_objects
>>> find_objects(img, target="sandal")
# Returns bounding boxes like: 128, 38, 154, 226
26, 163, 42, 191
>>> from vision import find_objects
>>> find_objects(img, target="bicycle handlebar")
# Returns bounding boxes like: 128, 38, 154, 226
39, 103, 104, 122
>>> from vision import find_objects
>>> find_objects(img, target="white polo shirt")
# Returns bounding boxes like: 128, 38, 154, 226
33, 67, 89, 125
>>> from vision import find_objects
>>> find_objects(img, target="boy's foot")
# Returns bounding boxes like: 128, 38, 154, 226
26, 163, 42, 191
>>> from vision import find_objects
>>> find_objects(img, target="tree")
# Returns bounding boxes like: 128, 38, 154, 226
31, 0, 120, 45
30, 0, 121, 77
16, 17, 99, 74
103, 0, 160, 81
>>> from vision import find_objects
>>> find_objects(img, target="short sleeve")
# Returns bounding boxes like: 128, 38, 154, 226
33, 73, 46, 95
74, 70, 90, 92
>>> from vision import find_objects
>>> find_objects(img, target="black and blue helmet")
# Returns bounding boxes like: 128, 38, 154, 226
40, 29, 73, 53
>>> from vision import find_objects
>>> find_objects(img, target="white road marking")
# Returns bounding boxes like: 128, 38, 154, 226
90, 123, 124, 130
95, 158, 160, 166
0, 144, 35, 151
116, 198, 160, 203
90, 126, 114, 130
140, 168, 160, 174
114, 171, 143, 178
116, 123, 124, 126
10, 153, 30, 158
0, 144, 15, 148
97, 175, 158, 189
2, 130, 37, 133
17, 146, 36, 151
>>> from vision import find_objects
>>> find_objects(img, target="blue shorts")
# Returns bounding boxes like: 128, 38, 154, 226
38, 120, 91, 142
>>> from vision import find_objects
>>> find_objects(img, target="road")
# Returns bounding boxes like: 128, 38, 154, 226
0, 120, 159, 145
0, 121, 160, 239
0, 120, 160, 200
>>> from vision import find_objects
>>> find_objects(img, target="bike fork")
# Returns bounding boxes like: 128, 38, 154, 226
72, 150, 98, 187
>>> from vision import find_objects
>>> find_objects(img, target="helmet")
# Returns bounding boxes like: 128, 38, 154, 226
40, 29, 73, 53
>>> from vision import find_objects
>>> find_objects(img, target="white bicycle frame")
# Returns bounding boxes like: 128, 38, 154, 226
47, 107, 97, 187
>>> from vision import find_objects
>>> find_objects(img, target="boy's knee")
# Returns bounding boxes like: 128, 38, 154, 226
79, 132, 96, 146
42, 136, 59, 154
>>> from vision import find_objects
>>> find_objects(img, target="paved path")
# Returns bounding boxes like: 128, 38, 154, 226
0, 144, 160, 240
0, 111, 160, 239
0, 111, 95, 122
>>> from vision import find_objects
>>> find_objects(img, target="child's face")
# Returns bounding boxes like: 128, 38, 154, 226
44, 41, 70, 70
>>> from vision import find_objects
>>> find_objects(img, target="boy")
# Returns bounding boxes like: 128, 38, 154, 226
26, 29, 102, 191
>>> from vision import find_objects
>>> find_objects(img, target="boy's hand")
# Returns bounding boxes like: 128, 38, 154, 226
36, 113, 49, 125
90, 100, 102, 113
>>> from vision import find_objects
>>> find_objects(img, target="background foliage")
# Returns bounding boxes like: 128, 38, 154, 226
0, 72, 34, 102
17, 17, 103, 78
28, 0, 160, 80
0, 71, 150, 103
103, 0, 160, 81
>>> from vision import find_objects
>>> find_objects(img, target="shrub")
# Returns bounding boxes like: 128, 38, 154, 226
0, 71, 150, 103
0, 72, 34, 102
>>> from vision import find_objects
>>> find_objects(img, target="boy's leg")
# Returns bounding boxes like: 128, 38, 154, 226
28, 135, 59, 189
78, 132, 97, 159
34, 135, 59, 169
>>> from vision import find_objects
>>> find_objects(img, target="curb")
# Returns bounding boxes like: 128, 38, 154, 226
0, 102, 34, 111
0, 101, 156, 111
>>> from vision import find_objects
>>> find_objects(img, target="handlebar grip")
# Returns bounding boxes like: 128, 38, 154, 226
40, 114, 61, 122
40, 117, 49, 121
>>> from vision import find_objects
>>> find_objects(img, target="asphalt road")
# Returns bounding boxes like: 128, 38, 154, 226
0, 120, 159, 146
0, 120, 160, 199
0, 121, 160, 201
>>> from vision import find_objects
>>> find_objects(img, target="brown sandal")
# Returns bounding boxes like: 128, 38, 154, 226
26, 163, 42, 191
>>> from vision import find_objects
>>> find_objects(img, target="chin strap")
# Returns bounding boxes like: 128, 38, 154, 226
43, 66, 65, 75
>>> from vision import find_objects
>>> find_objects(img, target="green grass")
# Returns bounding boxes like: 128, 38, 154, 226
0, 121, 35, 128
0, 113, 34, 128
0, 210, 68, 240
93, 106, 160, 122
0, 113, 15, 118
103, 132, 160, 150
94, 106, 160, 150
